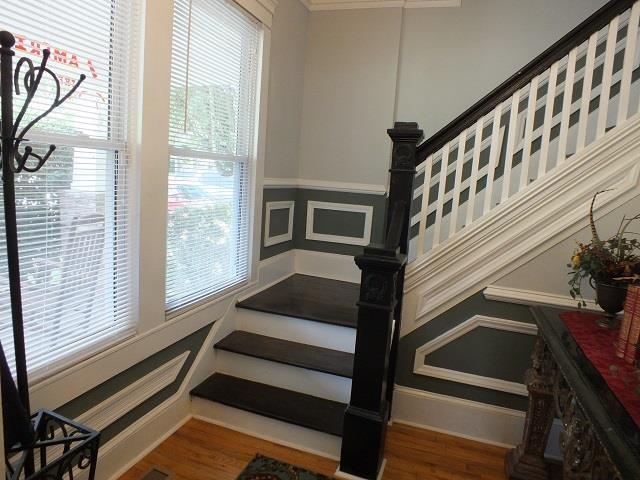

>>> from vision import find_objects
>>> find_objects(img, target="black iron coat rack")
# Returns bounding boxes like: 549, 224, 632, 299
1, 30, 100, 479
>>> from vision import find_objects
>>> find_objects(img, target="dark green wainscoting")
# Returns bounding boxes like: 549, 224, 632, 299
261, 187, 387, 260
56, 324, 213, 445
396, 293, 537, 411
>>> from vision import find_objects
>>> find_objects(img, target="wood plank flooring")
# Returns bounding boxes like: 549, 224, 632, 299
119, 419, 508, 480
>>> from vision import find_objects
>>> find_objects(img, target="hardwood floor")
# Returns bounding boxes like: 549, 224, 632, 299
119, 419, 508, 480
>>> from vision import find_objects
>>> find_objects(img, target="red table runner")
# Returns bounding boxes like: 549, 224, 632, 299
560, 311, 640, 427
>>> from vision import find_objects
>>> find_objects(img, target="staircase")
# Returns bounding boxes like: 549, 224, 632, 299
189, 1, 640, 479
191, 274, 358, 458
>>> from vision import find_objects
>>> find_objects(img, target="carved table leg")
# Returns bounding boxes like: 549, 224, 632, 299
506, 334, 558, 480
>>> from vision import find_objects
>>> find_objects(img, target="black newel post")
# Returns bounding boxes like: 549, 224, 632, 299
339, 122, 422, 479
384, 122, 422, 409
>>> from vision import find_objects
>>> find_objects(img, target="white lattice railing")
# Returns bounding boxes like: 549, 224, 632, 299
410, 1, 640, 260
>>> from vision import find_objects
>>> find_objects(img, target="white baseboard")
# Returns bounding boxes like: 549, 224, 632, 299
392, 385, 564, 459
484, 284, 601, 312
100, 395, 191, 480
294, 249, 360, 283
392, 385, 525, 448
334, 459, 386, 480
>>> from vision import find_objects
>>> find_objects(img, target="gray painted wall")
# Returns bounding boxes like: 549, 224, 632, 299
261, 187, 387, 259
264, 0, 309, 179
297, 8, 403, 186
495, 195, 640, 302
396, 0, 609, 136
294, 0, 609, 186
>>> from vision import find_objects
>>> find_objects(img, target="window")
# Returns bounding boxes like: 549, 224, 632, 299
0, 0, 139, 380
166, 0, 260, 314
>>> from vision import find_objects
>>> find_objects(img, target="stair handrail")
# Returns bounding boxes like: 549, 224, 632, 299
416, 0, 635, 164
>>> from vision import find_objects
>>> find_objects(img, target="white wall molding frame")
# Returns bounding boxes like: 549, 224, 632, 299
263, 177, 387, 195
402, 115, 640, 336
413, 316, 537, 397
302, 0, 460, 11
484, 285, 601, 313
78, 352, 189, 432
264, 201, 295, 246
306, 201, 374, 246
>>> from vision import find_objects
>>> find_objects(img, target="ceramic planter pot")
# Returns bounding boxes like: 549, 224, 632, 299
594, 281, 627, 328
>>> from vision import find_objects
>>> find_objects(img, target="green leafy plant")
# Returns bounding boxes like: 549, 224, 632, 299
568, 191, 640, 307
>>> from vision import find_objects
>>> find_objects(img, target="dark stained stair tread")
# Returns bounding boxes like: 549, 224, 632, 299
216, 331, 354, 378
237, 274, 359, 328
191, 373, 346, 436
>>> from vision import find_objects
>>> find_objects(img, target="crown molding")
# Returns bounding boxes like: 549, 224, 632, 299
300, 0, 460, 11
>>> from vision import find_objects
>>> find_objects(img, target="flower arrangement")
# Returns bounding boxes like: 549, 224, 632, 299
568, 191, 640, 307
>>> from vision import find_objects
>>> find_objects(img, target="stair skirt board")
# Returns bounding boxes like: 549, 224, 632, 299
191, 397, 342, 459
235, 308, 356, 353
214, 349, 352, 403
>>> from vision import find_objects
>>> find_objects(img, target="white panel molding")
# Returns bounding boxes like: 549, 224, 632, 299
303, 0, 460, 11
413, 316, 537, 397
484, 285, 601, 313
264, 200, 295, 247
263, 177, 386, 195
78, 351, 190, 432
402, 115, 640, 336
306, 201, 373, 246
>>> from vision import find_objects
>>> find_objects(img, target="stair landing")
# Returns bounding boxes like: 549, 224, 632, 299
237, 274, 359, 328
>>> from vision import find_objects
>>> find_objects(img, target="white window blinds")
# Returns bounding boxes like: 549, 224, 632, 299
0, 0, 139, 380
166, 0, 260, 314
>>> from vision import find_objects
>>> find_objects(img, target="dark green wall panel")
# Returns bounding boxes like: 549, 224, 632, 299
260, 187, 387, 260
57, 323, 213, 444
397, 292, 535, 411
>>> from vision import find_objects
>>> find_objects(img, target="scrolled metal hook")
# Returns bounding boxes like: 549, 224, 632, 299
9, 47, 85, 173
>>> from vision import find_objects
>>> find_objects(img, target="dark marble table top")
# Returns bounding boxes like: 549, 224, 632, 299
532, 307, 640, 479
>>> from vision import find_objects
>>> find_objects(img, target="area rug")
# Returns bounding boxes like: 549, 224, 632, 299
236, 454, 331, 479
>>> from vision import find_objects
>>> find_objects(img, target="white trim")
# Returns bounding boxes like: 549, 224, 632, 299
305, 0, 459, 10
413, 316, 537, 397
391, 385, 526, 447
191, 399, 342, 459
306, 201, 373, 246
264, 200, 295, 247
235, 0, 278, 27
334, 460, 386, 480
263, 177, 387, 195
78, 352, 189, 432
294, 249, 360, 283
402, 115, 640, 335
484, 285, 601, 312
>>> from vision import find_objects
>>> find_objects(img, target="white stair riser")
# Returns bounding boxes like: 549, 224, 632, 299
235, 308, 356, 353
191, 397, 342, 459
215, 350, 352, 403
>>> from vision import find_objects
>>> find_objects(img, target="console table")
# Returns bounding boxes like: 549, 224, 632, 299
505, 307, 640, 479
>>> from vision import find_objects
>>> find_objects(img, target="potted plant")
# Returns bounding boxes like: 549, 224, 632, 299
568, 191, 640, 326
